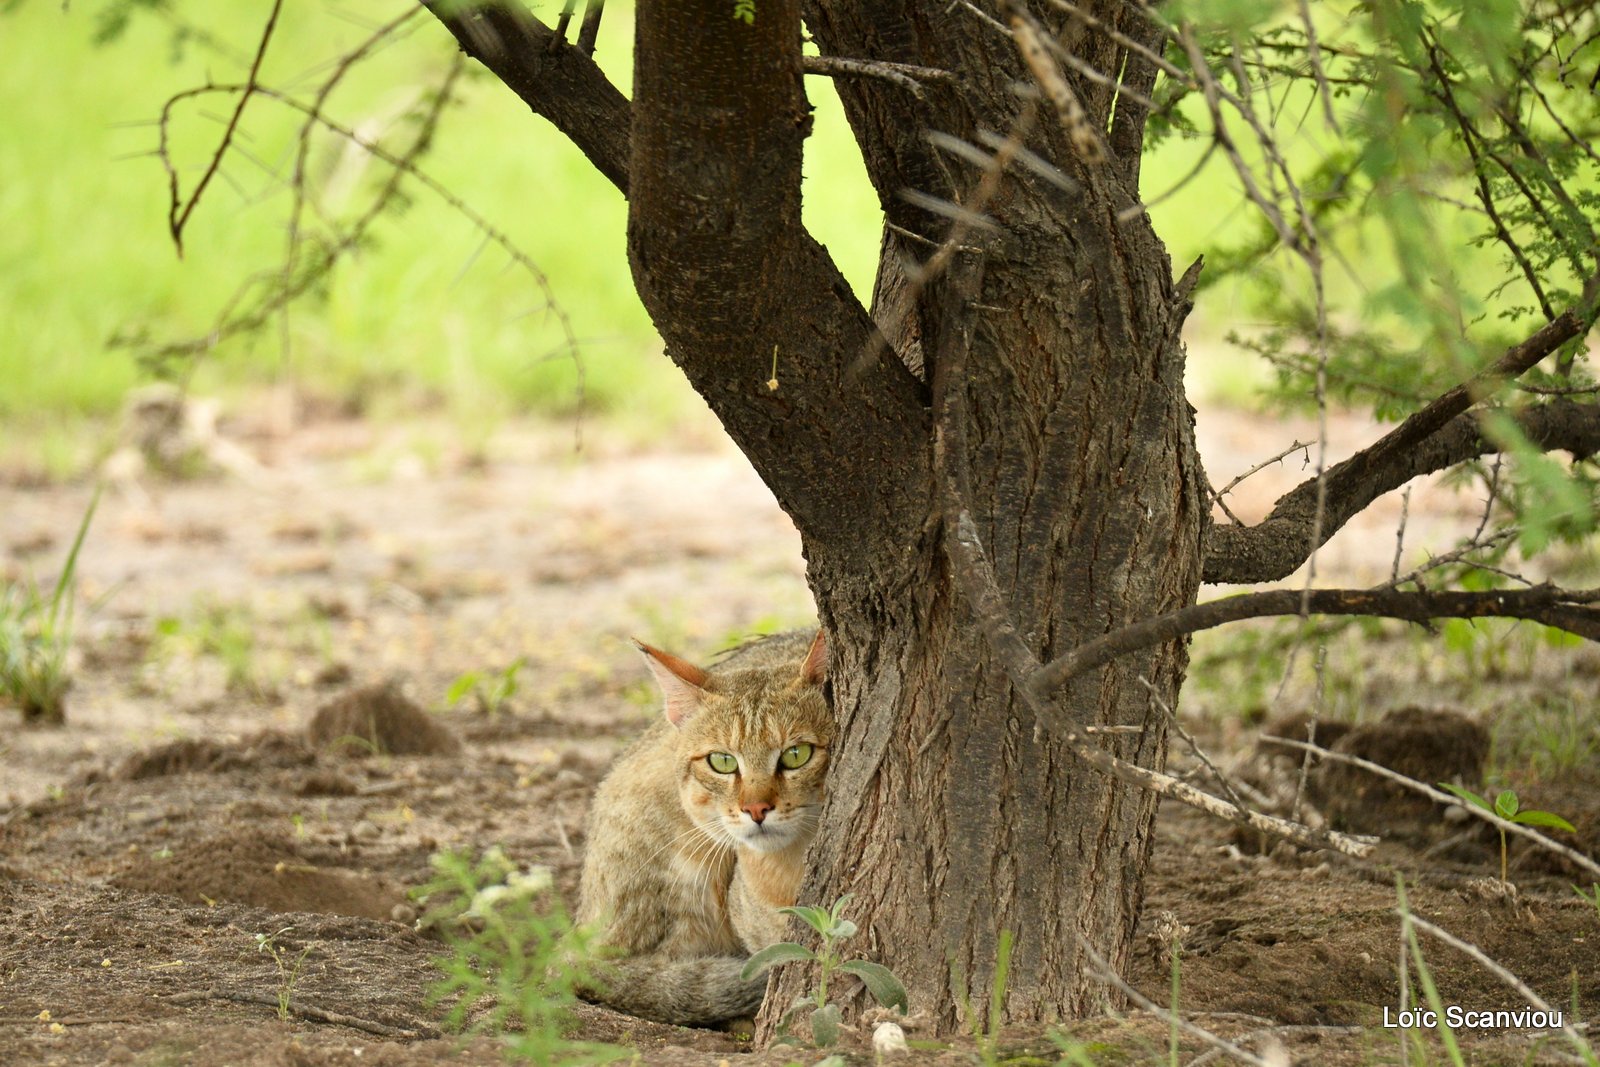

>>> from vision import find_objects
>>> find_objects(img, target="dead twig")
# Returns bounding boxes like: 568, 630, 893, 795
1264, 736, 1600, 880
164, 988, 437, 1039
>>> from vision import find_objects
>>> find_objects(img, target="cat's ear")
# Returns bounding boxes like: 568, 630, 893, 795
798, 629, 828, 687
634, 640, 709, 727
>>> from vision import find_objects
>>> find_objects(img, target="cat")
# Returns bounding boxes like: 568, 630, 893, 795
576, 629, 832, 1027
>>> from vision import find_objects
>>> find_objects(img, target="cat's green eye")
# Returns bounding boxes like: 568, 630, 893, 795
778, 743, 813, 770
706, 751, 738, 774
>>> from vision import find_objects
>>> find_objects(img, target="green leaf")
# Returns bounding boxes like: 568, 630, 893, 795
1438, 783, 1492, 813
828, 893, 854, 921
779, 905, 834, 936
446, 671, 481, 706
740, 942, 815, 981
1494, 790, 1520, 819
811, 1002, 842, 1047
836, 959, 908, 1012
830, 919, 857, 940
1512, 810, 1576, 833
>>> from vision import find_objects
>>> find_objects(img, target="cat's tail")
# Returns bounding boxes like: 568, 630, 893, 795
580, 954, 764, 1028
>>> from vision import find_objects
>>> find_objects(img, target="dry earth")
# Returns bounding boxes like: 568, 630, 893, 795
1, 400, 1597, 1066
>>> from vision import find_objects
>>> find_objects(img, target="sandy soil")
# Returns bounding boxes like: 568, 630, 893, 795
1, 402, 1596, 1066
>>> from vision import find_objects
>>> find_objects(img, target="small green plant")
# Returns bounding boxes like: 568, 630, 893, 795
446, 656, 526, 716
0, 488, 98, 724
254, 926, 317, 1019
741, 894, 908, 1048
152, 601, 272, 698
1396, 880, 1468, 1067
1438, 785, 1575, 884
1576, 883, 1600, 920
732, 0, 757, 23
953, 929, 1014, 1067
416, 847, 624, 1065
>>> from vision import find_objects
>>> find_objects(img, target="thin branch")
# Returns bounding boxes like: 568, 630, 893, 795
576, 0, 604, 56
165, 0, 283, 255
1264, 737, 1600, 881
1007, 5, 1106, 163
1404, 914, 1597, 1059
947, 515, 1376, 859
800, 55, 954, 99
1074, 934, 1278, 1067
1204, 306, 1596, 584
1028, 584, 1600, 698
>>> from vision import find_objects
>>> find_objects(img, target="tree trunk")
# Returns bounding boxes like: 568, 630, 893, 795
749, 0, 1205, 1033
781, 206, 1203, 1036
432, 0, 1206, 1037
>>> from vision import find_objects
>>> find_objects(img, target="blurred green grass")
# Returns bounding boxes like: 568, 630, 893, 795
1, 1, 1461, 475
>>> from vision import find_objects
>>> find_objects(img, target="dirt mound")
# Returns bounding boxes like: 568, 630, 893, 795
306, 682, 460, 757
1314, 706, 1489, 834
111, 731, 314, 781
112, 829, 408, 920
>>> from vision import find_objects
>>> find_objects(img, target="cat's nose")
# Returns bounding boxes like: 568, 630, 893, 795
741, 800, 773, 824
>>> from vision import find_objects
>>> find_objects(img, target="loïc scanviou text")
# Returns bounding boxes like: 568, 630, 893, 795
1382, 1006, 1564, 1030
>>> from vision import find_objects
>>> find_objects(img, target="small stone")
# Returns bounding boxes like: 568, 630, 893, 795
873, 1021, 909, 1057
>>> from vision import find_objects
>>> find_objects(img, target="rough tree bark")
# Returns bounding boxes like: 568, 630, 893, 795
435, 0, 1203, 1032
623, 0, 1205, 1031
420, 0, 1598, 1039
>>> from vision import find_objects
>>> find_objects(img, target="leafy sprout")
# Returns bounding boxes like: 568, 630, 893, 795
1439, 784, 1575, 884
741, 894, 907, 1048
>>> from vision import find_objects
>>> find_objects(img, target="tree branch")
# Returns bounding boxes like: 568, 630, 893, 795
422, 1, 631, 194
1204, 311, 1596, 584
627, 0, 930, 553
1029, 584, 1600, 697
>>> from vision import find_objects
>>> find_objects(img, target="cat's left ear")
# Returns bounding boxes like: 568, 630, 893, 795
798, 629, 828, 687
634, 640, 709, 727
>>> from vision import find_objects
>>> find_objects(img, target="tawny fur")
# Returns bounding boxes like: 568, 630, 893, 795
577, 630, 832, 1026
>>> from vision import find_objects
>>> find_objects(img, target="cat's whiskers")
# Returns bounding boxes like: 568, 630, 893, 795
619, 820, 722, 895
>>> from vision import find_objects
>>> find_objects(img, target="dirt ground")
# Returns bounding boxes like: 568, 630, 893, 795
2, 399, 1597, 1066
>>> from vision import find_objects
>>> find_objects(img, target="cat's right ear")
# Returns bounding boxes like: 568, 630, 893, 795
798, 629, 828, 686
633, 640, 710, 727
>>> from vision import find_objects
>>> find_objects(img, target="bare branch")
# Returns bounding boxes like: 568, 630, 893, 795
576, 0, 604, 56
1204, 310, 1595, 584
800, 55, 954, 99
165, 0, 282, 256
1006, 5, 1106, 163
1266, 737, 1600, 882
1029, 584, 1600, 698
423, 0, 631, 194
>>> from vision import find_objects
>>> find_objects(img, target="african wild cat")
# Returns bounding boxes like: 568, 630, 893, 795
576, 630, 831, 1026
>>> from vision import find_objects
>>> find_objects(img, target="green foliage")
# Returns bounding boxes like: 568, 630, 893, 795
1438, 784, 1576, 884
0, 488, 99, 724
152, 601, 270, 698
741, 894, 907, 1048
952, 929, 1015, 1067
1576, 884, 1600, 922
254, 926, 317, 1019
1149, 0, 1600, 553
446, 657, 527, 716
732, 0, 757, 24
416, 847, 626, 1065
1490, 692, 1600, 780
1396, 880, 1468, 1067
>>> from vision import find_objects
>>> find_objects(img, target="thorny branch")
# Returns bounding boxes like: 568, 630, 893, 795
144, 68, 579, 398
164, 0, 283, 256
1204, 301, 1598, 584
